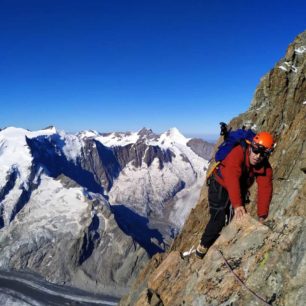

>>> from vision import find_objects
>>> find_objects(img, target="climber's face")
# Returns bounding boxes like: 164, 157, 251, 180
249, 148, 264, 166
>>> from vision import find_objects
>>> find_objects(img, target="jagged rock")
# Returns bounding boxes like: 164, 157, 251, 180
147, 251, 182, 292
131, 289, 163, 306
120, 31, 306, 306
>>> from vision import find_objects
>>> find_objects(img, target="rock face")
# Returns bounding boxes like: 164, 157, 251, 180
187, 138, 214, 160
119, 31, 306, 305
0, 126, 209, 295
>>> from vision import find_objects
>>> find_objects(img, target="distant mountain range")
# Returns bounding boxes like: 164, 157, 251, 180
0, 126, 213, 295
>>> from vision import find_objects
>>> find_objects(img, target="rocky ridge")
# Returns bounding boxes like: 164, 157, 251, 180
120, 31, 306, 305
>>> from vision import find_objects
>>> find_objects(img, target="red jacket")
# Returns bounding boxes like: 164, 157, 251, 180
214, 145, 273, 218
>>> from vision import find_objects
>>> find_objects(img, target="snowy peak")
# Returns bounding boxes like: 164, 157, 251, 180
0, 127, 57, 187
167, 127, 183, 136
42, 125, 57, 133
0, 126, 56, 138
162, 127, 189, 145
96, 131, 140, 147
77, 130, 99, 139
95, 127, 189, 148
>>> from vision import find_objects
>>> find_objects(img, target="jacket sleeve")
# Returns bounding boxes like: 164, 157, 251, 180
256, 164, 273, 218
221, 146, 244, 208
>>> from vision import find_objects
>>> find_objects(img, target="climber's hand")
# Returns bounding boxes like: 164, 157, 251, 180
234, 206, 246, 221
258, 217, 265, 224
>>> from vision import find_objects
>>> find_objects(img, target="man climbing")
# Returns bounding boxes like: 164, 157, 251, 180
196, 131, 274, 259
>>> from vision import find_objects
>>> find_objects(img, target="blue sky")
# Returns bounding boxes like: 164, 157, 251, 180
1, 0, 305, 140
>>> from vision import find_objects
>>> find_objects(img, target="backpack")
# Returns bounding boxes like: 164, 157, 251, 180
206, 123, 256, 182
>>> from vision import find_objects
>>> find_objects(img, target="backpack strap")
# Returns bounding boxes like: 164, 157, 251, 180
240, 141, 251, 204
205, 161, 220, 186
241, 140, 248, 175
213, 142, 248, 181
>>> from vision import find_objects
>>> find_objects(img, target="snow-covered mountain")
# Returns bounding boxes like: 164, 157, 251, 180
0, 126, 212, 295
97, 128, 209, 222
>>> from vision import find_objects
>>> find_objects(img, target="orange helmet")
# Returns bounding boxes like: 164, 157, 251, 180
252, 132, 274, 150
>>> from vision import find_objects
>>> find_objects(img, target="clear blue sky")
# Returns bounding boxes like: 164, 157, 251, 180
1, 0, 305, 140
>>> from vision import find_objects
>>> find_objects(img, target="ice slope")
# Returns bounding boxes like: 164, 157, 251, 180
0, 173, 92, 267
0, 127, 56, 187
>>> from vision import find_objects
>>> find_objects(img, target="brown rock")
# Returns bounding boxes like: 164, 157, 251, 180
148, 251, 182, 296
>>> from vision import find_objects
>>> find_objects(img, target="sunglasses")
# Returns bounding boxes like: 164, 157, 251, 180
251, 144, 272, 158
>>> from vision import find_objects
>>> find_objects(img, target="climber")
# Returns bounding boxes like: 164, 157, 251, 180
196, 132, 274, 259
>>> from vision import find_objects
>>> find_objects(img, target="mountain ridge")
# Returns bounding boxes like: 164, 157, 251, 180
0, 125, 213, 296
119, 30, 306, 306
